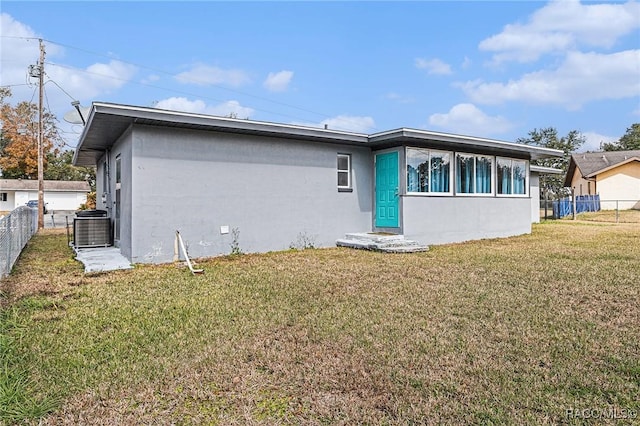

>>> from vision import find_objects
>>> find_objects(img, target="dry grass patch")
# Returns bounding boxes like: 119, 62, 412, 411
1, 223, 639, 424
569, 209, 640, 223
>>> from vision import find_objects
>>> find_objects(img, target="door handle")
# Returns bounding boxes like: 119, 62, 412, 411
394, 187, 399, 197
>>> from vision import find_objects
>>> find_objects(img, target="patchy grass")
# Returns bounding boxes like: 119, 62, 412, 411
572, 209, 640, 223
1, 223, 639, 424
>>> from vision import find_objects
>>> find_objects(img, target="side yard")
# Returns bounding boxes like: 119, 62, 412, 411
1, 222, 639, 424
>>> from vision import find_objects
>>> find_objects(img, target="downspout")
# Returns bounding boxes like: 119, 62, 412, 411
103, 149, 112, 215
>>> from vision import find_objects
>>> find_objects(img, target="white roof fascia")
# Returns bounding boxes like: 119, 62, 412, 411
92, 102, 370, 143
530, 165, 564, 174
370, 128, 563, 158
72, 104, 99, 165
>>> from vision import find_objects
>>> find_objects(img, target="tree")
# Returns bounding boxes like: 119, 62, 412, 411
602, 123, 640, 151
45, 149, 96, 191
0, 87, 14, 160
517, 127, 585, 196
0, 87, 61, 179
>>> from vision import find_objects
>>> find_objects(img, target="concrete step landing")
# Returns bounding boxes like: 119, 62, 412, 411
336, 232, 429, 253
74, 246, 133, 273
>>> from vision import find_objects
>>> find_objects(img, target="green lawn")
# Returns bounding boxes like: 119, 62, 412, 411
1, 222, 639, 424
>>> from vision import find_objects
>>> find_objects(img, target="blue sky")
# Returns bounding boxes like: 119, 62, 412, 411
1, 1, 639, 152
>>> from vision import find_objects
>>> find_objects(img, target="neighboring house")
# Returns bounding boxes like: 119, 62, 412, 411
0, 179, 90, 212
73, 102, 562, 264
565, 150, 640, 210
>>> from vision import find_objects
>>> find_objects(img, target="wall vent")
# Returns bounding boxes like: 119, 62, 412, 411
74, 217, 111, 248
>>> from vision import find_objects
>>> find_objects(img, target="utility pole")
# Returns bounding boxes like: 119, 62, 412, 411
37, 39, 45, 230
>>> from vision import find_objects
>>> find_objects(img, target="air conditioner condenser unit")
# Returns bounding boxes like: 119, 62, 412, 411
74, 217, 111, 248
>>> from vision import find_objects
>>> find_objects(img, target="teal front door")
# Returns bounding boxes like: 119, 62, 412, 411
375, 151, 399, 228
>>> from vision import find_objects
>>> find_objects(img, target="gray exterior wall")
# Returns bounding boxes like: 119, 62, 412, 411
92, 122, 544, 264
402, 196, 532, 245
530, 173, 540, 223
127, 125, 372, 263
96, 127, 134, 260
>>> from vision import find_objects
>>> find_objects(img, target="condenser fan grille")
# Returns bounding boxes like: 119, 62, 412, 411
74, 217, 111, 248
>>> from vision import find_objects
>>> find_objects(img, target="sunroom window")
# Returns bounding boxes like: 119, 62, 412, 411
497, 158, 528, 195
406, 148, 451, 194
455, 154, 493, 195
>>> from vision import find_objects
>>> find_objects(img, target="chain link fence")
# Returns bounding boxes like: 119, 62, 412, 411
540, 198, 640, 223
0, 206, 38, 278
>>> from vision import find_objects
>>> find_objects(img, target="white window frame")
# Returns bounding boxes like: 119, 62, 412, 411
406, 147, 453, 196
337, 153, 352, 191
496, 157, 529, 197
454, 153, 495, 197
0, 192, 7, 202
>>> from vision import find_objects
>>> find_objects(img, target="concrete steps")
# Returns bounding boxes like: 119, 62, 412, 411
336, 232, 429, 253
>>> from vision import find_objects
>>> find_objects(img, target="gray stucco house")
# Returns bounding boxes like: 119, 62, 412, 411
73, 102, 562, 264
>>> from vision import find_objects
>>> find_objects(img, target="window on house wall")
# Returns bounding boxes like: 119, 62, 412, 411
496, 158, 528, 196
455, 154, 493, 195
406, 148, 451, 194
115, 157, 122, 186
337, 153, 352, 190
103, 161, 108, 192
0, 193, 7, 202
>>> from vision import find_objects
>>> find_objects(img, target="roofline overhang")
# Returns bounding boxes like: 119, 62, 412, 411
530, 165, 563, 175
101, 102, 368, 139
73, 102, 370, 166
369, 128, 563, 160
74, 102, 564, 166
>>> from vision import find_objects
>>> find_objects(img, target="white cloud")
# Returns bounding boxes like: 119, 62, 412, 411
1, 13, 136, 103
385, 92, 414, 104
291, 115, 376, 133
175, 64, 250, 87
581, 131, 617, 152
415, 58, 452, 75
0, 14, 62, 91
322, 115, 375, 133
35, 59, 138, 107
480, 0, 640, 63
263, 70, 293, 92
428, 103, 513, 136
154, 97, 254, 118
141, 74, 160, 84
0, 13, 140, 148
459, 50, 640, 109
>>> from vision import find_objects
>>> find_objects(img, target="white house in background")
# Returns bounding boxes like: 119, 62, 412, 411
0, 179, 90, 212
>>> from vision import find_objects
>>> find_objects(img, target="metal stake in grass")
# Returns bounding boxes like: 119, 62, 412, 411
176, 230, 204, 275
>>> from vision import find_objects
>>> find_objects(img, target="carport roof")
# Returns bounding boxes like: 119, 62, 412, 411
73, 102, 563, 166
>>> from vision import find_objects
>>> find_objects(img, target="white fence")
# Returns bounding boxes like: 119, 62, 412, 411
0, 206, 37, 278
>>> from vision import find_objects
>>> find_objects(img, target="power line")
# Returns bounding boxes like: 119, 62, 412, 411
5, 36, 378, 132
41, 38, 379, 130
44, 78, 77, 101
0, 36, 40, 41
0, 83, 31, 89
42, 38, 337, 121
44, 61, 319, 125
